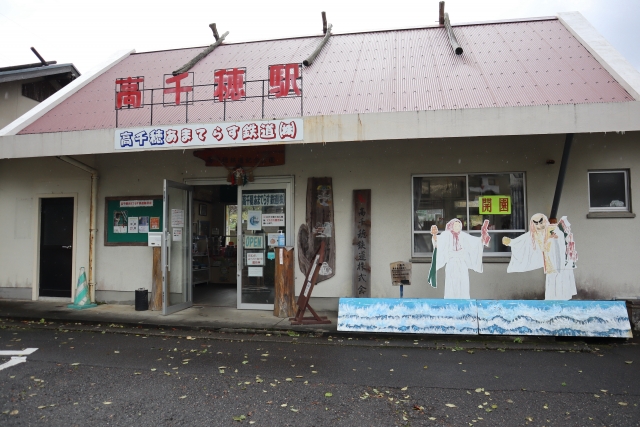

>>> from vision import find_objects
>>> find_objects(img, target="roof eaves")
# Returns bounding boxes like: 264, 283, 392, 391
0, 49, 135, 137
558, 11, 640, 100
0, 63, 81, 84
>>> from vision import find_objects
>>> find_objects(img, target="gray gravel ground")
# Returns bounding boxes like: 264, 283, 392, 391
1, 320, 638, 426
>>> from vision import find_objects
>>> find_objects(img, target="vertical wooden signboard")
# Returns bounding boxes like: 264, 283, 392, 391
297, 177, 336, 283
353, 190, 371, 297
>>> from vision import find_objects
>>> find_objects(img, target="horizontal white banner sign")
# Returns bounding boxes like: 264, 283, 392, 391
115, 119, 303, 150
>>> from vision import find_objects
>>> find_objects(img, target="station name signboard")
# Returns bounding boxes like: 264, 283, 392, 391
115, 118, 303, 151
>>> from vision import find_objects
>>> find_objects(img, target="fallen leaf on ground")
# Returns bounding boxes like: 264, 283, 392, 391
232, 415, 246, 421
619, 402, 628, 406
625, 361, 633, 364
325, 392, 333, 397
445, 403, 457, 408
179, 396, 186, 399
103, 402, 112, 405
281, 403, 287, 407
401, 386, 408, 391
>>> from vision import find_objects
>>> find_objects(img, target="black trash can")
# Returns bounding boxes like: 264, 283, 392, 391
135, 288, 149, 311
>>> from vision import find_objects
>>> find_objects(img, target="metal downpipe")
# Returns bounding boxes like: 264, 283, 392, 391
57, 156, 98, 303
549, 133, 574, 222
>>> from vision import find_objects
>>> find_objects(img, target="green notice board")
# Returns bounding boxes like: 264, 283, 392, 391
104, 196, 163, 246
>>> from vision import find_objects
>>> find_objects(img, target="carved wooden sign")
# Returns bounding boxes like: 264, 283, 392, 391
193, 145, 285, 168
353, 189, 371, 297
297, 177, 335, 283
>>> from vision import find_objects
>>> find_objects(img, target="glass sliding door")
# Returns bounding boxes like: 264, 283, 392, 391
162, 179, 193, 315
237, 179, 292, 310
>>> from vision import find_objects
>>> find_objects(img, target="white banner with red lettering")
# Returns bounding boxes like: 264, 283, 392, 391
114, 118, 303, 151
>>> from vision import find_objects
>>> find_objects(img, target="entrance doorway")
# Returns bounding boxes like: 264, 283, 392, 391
39, 197, 74, 298
190, 184, 238, 308
186, 177, 293, 310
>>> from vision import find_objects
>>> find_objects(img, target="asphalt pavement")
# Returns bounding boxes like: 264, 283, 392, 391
1, 319, 638, 426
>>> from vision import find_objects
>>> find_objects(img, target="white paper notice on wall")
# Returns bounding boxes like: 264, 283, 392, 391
128, 217, 139, 233
248, 267, 263, 277
279, 248, 283, 265
171, 209, 184, 227
138, 216, 150, 233
172, 228, 183, 241
262, 214, 285, 227
246, 252, 264, 266
247, 211, 262, 231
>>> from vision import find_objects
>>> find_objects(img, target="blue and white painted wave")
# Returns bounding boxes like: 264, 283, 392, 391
477, 300, 632, 338
338, 298, 478, 334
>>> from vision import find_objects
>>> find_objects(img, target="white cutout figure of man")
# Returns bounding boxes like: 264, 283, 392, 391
503, 213, 578, 300
428, 219, 491, 299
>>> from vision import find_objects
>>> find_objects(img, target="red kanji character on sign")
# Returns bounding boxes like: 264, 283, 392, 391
116, 77, 143, 109
259, 123, 276, 139
242, 123, 259, 140
499, 197, 509, 212
195, 128, 207, 141
166, 129, 178, 144
164, 73, 193, 105
214, 68, 245, 101
226, 125, 240, 140
482, 198, 492, 213
269, 64, 301, 98
212, 126, 224, 141
180, 128, 193, 143
279, 121, 297, 139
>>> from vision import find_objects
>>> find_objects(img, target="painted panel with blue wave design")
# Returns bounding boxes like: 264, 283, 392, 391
477, 300, 632, 338
338, 298, 478, 334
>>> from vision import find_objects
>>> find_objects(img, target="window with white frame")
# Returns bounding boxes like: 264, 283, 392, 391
588, 170, 630, 212
412, 173, 526, 257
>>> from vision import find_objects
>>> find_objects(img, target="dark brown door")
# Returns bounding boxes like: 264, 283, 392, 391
39, 198, 74, 298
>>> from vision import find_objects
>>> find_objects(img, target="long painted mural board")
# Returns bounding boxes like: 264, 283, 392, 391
477, 300, 633, 338
338, 298, 478, 335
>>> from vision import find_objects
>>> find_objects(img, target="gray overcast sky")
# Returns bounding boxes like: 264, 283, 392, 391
1, 0, 639, 73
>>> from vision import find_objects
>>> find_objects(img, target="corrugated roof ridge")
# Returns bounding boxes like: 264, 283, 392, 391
130, 16, 558, 57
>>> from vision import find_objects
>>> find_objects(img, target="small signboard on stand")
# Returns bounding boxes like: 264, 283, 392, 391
390, 261, 412, 298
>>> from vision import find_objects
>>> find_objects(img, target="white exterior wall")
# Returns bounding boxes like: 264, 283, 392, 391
1, 132, 639, 303
0, 80, 39, 130
0, 156, 92, 299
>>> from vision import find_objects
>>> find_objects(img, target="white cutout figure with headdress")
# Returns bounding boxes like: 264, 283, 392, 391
503, 213, 578, 300
428, 219, 491, 299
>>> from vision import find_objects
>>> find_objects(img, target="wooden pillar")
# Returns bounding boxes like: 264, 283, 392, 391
149, 246, 163, 311
274, 247, 296, 318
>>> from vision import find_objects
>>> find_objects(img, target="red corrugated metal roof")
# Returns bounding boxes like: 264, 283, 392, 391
19, 18, 633, 134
